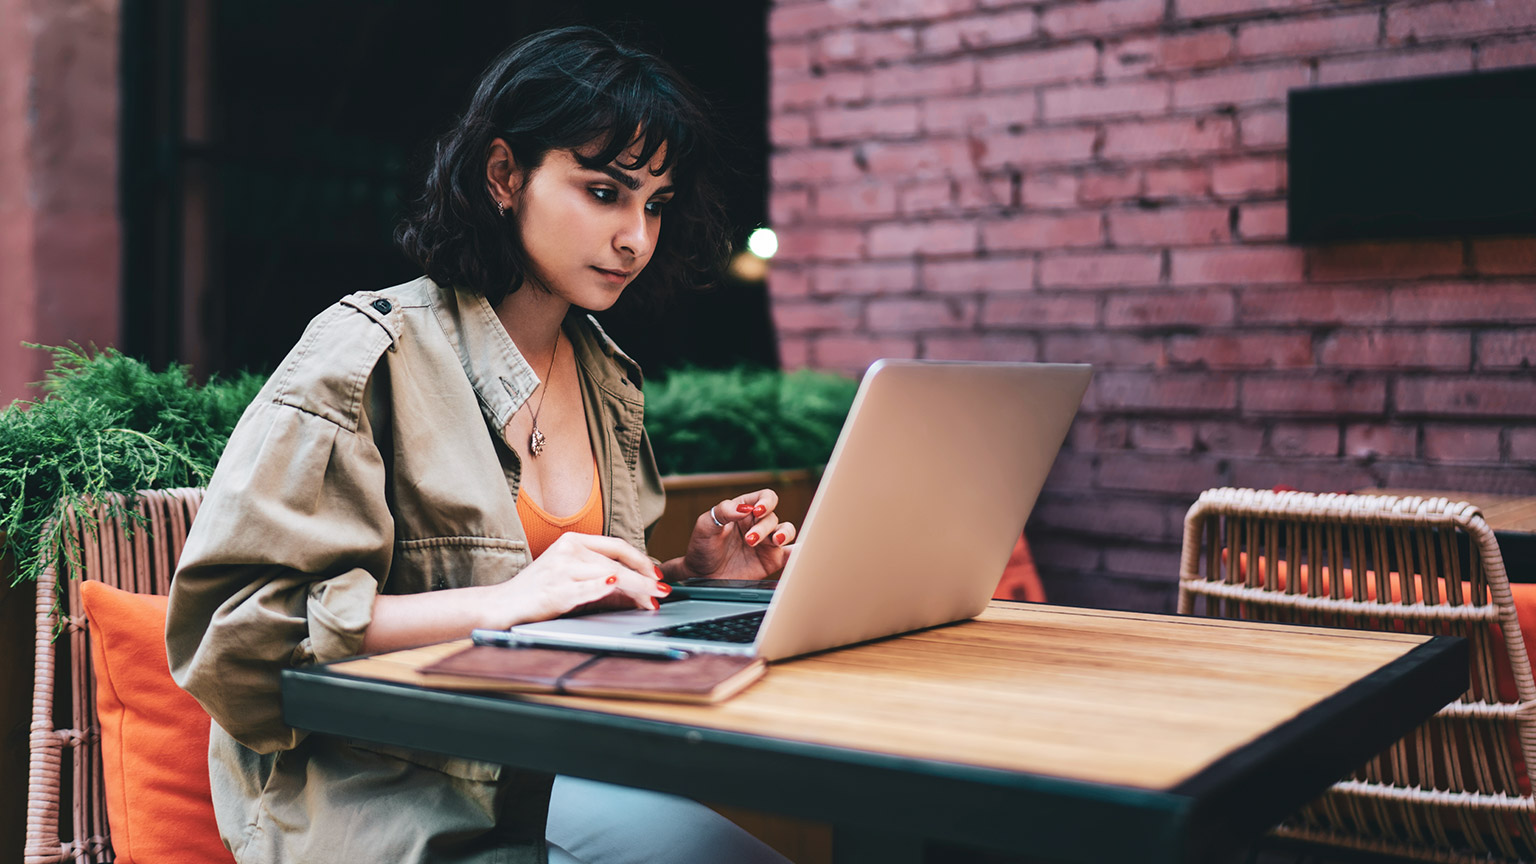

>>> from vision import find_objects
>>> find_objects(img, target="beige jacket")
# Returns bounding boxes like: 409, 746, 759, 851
166, 277, 666, 863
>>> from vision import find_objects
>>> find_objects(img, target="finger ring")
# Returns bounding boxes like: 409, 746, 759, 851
710, 505, 726, 528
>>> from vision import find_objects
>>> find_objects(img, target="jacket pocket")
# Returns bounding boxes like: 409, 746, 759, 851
389, 536, 530, 592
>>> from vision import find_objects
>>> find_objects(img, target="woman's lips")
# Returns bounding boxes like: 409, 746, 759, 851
592, 267, 630, 284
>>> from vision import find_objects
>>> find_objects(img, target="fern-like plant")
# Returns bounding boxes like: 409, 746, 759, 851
0, 345, 266, 586
0, 350, 850, 583
643, 367, 858, 475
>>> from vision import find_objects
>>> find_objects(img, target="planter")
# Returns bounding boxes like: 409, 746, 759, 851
1, 542, 29, 857
650, 468, 822, 563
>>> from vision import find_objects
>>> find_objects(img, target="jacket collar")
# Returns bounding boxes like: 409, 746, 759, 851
566, 313, 644, 406
429, 281, 643, 435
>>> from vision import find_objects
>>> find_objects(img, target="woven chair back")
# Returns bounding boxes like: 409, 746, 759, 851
1178, 488, 1536, 864
24, 489, 205, 864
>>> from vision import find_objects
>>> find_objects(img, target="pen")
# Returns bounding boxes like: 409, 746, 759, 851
471, 629, 690, 661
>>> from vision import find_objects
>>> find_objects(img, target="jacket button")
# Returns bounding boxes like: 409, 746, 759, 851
371, 299, 392, 314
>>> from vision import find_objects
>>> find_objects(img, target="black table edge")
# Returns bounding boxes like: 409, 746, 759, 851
1171, 635, 1468, 862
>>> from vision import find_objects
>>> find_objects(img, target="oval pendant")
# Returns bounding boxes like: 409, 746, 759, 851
529, 426, 547, 457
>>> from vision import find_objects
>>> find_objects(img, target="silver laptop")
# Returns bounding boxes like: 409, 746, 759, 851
506, 360, 1091, 661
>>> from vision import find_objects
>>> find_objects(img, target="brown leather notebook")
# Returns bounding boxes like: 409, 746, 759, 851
416, 645, 766, 704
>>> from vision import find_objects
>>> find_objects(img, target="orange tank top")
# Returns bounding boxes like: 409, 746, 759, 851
516, 461, 603, 559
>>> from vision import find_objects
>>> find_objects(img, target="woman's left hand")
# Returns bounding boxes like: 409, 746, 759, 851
673, 490, 796, 582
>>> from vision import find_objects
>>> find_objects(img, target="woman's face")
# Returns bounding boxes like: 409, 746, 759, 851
509, 143, 674, 312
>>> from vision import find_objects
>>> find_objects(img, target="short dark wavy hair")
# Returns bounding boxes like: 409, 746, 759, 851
395, 26, 730, 308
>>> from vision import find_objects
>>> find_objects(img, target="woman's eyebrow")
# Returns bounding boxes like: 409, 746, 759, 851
596, 165, 643, 191
595, 164, 674, 196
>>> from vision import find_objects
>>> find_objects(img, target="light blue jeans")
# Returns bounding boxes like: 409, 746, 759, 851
546, 776, 792, 864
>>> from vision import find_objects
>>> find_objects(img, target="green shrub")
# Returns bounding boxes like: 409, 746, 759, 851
0, 345, 266, 585
0, 349, 852, 584
643, 367, 858, 475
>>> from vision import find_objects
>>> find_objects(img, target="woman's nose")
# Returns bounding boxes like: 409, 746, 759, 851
614, 207, 652, 258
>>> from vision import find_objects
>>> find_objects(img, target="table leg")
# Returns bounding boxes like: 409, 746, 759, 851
833, 825, 925, 864
1500, 532, 1536, 582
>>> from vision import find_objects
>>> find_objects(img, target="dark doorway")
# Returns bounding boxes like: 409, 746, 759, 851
122, 0, 773, 380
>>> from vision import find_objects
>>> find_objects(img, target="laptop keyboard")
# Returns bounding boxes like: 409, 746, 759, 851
642, 609, 766, 644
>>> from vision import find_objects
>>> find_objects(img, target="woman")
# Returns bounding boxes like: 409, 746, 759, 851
167, 26, 793, 864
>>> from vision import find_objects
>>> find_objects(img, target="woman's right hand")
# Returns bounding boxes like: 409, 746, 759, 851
362, 534, 669, 654
487, 533, 670, 629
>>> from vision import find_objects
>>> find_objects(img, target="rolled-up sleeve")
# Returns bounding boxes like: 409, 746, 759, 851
167, 394, 392, 754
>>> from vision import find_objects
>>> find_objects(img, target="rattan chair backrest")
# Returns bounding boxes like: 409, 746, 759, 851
1178, 488, 1536, 864
24, 489, 204, 864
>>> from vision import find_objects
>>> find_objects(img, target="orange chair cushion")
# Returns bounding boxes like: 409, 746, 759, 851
79, 581, 233, 864
994, 534, 1046, 602
1229, 553, 1536, 704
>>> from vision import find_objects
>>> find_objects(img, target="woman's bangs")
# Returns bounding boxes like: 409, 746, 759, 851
578, 86, 695, 177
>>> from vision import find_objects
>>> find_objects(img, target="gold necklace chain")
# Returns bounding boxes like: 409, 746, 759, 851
527, 331, 559, 458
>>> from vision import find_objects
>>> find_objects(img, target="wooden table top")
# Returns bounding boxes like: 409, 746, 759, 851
1364, 488, 1536, 535
326, 603, 1441, 791
286, 603, 1465, 862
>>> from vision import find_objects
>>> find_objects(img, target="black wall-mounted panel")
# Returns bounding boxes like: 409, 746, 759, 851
1288, 66, 1536, 244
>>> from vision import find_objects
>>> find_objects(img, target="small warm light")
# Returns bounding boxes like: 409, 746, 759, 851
746, 227, 778, 259
728, 249, 769, 282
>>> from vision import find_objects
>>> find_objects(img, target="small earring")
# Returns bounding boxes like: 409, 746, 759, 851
496, 200, 506, 216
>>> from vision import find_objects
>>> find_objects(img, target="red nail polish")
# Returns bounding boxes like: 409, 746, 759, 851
605, 575, 617, 585
754, 505, 767, 516
654, 565, 664, 580
736, 503, 754, 513
658, 582, 672, 595
745, 532, 759, 546
651, 598, 660, 610
774, 533, 786, 544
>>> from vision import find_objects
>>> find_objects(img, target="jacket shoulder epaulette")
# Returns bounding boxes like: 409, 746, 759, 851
266, 291, 405, 432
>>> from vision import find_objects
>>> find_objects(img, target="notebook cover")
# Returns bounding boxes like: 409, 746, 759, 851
417, 646, 596, 688
417, 645, 766, 704
562, 654, 766, 702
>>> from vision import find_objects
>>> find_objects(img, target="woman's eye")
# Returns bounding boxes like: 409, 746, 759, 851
646, 200, 668, 216
589, 187, 617, 203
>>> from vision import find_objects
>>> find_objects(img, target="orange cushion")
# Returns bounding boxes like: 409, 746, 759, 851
1230, 553, 1536, 703
994, 534, 1046, 603
80, 581, 233, 864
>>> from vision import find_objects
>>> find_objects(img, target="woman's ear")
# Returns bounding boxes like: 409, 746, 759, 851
486, 137, 519, 214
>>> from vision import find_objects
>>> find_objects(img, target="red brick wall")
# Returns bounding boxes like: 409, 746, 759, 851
766, 0, 1536, 611
0, 0, 123, 404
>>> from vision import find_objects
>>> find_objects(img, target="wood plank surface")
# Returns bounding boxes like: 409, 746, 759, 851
1365, 488, 1536, 535
330, 603, 1429, 792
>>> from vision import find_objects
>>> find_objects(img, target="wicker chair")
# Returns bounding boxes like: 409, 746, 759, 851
1178, 487, 1536, 863
25, 488, 204, 864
